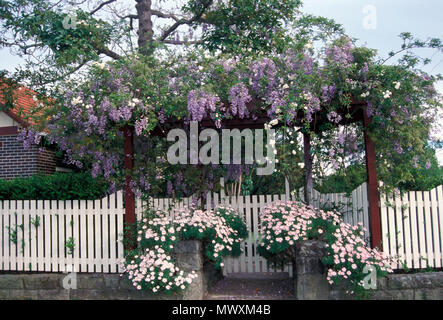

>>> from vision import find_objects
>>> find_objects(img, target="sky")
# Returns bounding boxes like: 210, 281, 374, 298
0, 0, 442, 161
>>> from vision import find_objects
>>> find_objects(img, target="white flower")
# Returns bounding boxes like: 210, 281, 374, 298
71, 96, 83, 106
360, 92, 370, 98
383, 90, 392, 99
282, 83, 289, 90
304, 42, 313, 49
393, 81, 401, 90
292, 150, 296, 155
269, 119, 278, 126
92, 61, 106, 69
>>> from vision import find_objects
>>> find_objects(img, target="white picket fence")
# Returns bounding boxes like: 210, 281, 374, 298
0, 193, 125, 273
380, 185, 443, 270
1, 184, 442, 275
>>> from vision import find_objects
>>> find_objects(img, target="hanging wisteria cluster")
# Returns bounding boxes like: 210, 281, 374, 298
257, 201, 393, 297
122, 206, 247, 294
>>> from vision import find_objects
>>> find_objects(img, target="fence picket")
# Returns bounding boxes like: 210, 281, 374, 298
16, 200, 23, 271
430, 187, 441, 268
416, 192, 426, 269
401, 193, 413, 269
408, 192, 420, 269
380, 193, 390, 256
438, 186, 443, 267
23, 200, 31, 271
394, 194, 405, 268
387, 193, 398, 269
423, 191, 434, 267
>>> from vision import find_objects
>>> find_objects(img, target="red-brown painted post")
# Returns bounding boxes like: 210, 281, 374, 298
123, 125, 136, 248
303, 132, 313, 205
362, 110, 382, 250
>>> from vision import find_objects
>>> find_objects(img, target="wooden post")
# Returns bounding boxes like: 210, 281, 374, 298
303, 132, 313, 205
363, 110, 382, 250
123, 125, 135, 248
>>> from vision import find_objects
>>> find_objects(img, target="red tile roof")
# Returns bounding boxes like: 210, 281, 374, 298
0, 81, 43, 126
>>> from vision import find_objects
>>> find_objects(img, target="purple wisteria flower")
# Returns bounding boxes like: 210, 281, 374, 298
187, 90, 220, 122
229, 83, 251, 118
135, 117, 149, 136
325, 39, 354, 66
327, 111, 342, 124
322, 85, 337, 104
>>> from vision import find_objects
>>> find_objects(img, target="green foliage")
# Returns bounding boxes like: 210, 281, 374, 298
0, 172, 109, 200
65, 237, 75, 255
316, 145, 442, 194
30, 216, 41, 228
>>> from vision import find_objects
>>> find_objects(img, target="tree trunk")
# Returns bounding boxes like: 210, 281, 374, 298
136, 0, 154, 55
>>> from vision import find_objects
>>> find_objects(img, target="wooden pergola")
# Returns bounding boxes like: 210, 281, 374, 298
122, 100, 383, 250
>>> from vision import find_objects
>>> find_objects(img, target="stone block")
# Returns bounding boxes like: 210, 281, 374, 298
414, 288, 442, 300
296, 273, 330, 300
9, 289, 39, 300
175, 253, 203, 272
37, 289, 70, 300
22, 274, 61, 290
173, 240, 201, 254
182, 273, 204, 300
76, 274, 105, 289
103, 274, 121, 289
0, 274, 24, 289
0, 289, 9, 299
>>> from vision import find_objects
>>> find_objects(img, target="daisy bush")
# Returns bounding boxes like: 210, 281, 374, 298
257, 201, 394, 298
122, 206, 247, 294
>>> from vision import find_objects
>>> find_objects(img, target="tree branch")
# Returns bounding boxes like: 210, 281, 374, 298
96, 46, 121, 60
151, 10, 180, 22
162, 39, 201, 45
90, 0, 117, 15
159, 0, 213, 41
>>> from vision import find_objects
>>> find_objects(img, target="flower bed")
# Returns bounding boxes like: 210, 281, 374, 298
257, 201, 393, 297
122, 206, 248, 295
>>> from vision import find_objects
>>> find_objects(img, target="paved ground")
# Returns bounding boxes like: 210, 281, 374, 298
205, 274, 296, 300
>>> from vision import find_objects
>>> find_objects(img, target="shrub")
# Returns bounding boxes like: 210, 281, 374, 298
0, 172, 109, 200
257, 201, 393, 298
122, 206, 248, 294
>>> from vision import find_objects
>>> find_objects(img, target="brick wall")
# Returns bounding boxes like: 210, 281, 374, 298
37, 147, 56, 175
0, 133, 56, 179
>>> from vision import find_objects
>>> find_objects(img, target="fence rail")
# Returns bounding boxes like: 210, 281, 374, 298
1, 184, 442, 275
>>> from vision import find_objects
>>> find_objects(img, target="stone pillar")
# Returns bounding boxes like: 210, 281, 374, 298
173, 240, 205, 300
294, 240, 330, 300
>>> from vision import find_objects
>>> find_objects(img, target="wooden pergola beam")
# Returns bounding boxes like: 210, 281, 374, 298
123, 125, 136, 248
363, 110, 382, 249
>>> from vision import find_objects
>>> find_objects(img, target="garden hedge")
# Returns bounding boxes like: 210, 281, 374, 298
0, 172, 109, 200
